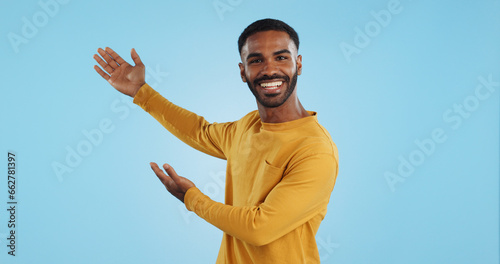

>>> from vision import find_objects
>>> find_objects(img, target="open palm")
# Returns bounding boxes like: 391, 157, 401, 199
150, 162, 196, 203
93, 47, 146, 97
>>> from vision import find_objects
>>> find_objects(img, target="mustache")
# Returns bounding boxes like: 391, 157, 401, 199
253, 74, 290, 86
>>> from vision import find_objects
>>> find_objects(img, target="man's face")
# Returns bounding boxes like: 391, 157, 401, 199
239, 30, 302, 108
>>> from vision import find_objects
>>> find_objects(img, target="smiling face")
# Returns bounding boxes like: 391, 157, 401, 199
239, 30, 302, 108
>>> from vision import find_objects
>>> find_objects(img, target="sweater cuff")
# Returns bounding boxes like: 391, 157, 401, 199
184, 187, 204, 212
132, 83, 156, 106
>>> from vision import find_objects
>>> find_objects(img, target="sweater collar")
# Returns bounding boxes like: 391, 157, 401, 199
260, 111, 318, 131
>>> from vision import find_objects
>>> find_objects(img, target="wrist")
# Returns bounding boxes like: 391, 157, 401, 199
132, 82, 147, 98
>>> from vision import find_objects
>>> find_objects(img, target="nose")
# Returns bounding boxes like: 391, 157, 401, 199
261, 59, 279, 76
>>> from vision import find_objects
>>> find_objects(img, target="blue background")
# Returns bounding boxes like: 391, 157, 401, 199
0, 0, 498, 263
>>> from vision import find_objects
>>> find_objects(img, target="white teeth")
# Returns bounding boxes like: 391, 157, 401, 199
260, 81, 283, 88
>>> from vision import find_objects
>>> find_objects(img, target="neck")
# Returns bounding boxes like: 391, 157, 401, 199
257, 94, 310, 123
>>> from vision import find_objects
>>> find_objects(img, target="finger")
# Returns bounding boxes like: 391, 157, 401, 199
105, 47, 126, 65
162, 163, 181, 181
150, 162, 179, 191
98, 47, 120, 69
131, 48, 143, 66
93, 65, 110, 81
163, 163, 184, 187
93, 54, 115, 75
150, 162, 169, 183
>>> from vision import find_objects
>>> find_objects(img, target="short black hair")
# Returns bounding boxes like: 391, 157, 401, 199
238, 18, 299, 54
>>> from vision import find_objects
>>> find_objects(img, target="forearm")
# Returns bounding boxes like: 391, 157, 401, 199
184, 153, 337, 246
133, 83, 227, 159
185, 187, 279, 246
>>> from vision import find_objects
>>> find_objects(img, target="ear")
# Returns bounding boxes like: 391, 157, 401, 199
296, 55, 303, 75
238, 62, 247, 83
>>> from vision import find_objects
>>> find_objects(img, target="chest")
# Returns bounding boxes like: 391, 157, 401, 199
227, 130, 288, 206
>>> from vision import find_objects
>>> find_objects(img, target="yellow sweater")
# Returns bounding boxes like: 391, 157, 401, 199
133, 83, 339, 263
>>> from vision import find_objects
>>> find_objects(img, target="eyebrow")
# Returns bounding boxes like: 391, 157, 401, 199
246, 49, 292, 61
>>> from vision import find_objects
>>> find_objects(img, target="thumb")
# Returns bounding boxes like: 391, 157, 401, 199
131, 48, 143, 66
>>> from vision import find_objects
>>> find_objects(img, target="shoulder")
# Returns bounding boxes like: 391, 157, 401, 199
293, 115, 338, 161
239, 110, 260, 123
230, 110, 261, 131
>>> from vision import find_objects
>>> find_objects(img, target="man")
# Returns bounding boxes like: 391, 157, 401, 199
93, 18, 338, 263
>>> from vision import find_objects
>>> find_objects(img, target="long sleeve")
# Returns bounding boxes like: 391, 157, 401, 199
132, 83, 235, 159
133, 82, 339, 262
184, 151, 338, 247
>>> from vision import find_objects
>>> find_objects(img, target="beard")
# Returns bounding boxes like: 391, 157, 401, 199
246, 68, 298, 108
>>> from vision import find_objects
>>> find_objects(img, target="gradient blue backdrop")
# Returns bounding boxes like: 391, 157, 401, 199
1, 0, 499, 263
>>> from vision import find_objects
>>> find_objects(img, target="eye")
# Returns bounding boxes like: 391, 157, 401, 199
276, 56, 287, 61
249, 59, 262, 64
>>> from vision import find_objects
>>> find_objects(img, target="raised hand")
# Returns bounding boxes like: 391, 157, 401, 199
93, 47, 146, 97
150, 162, 196, 203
